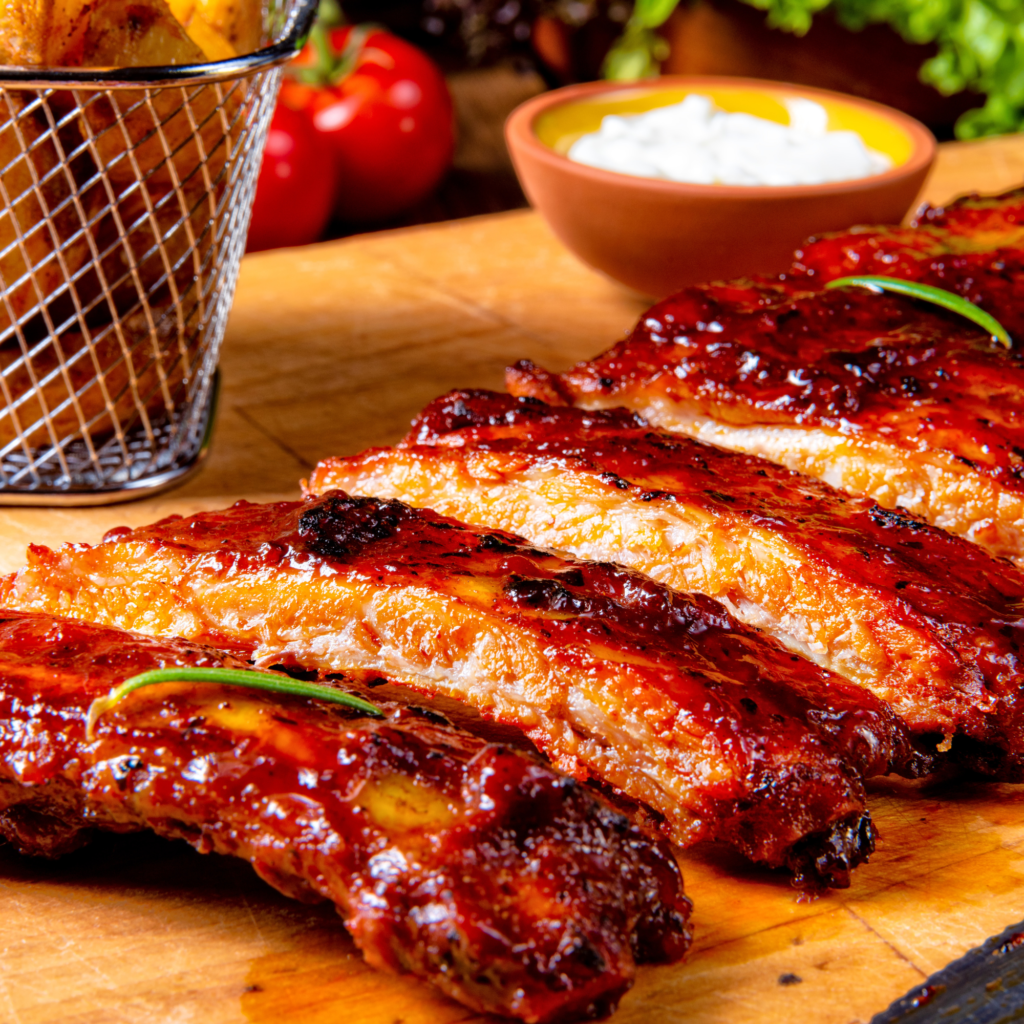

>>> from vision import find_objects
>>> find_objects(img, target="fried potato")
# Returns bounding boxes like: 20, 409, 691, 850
7, 0, 217, 184
89, 177, 217, 338
53, 0, 241, 199
0, 0, 216, 343
0, 92, 101, 343
168, 0, 263, 59
0, 0, 206, 68
0, 0, 261, 67
0, 0, 94, 66
0, 312, 184, 450
0, 7, 104, 348
0, 172, 211, 451
77, 0, 209, 66
0, 0, 254, 454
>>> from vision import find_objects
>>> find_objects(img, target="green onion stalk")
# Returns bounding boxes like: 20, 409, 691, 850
86, 667, 382, 741
823, 275, 1012, 348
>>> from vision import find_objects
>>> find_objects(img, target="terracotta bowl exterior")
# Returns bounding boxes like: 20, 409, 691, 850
505, 77, 937, 297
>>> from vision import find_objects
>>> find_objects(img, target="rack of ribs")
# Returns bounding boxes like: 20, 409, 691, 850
0, 492, 921, 889
307, 388, 1024, 780
0, 610, 692, 1023
506, 191, 1024, 565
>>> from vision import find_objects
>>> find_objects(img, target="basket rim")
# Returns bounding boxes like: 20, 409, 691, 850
0, 0, 318, 88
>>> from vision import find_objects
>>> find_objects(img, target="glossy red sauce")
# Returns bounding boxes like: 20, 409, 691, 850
786, 187, 1024, 338
401, 390, 1024, 768
0, 610, 690, 1023
509, 188, 1024, 494
7, 493, 919, 885
409, 389, 1024, 632
109, 493, 913, 786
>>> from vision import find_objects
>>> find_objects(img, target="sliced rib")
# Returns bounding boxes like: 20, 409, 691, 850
507, 275, 1024, 565
0, 494, 919, 888
307, 388, 1024, 779
506, 189, 1024, 565
0, 610, 691, 1023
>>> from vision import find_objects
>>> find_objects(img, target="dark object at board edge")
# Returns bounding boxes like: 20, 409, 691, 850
872, 918, 1024, 1023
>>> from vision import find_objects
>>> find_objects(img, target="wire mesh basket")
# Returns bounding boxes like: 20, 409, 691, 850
0, 0, 317, 505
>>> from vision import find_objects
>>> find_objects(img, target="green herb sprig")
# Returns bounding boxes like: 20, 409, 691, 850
823, 275, 1012, 349
86, 667, 382, 741
602, 0, 676, 80
597, 0, 1022, 138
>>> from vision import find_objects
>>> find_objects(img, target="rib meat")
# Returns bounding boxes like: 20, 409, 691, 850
0, 494, 920, 888
307, 388, 1024, 779
506, 189, 1024, 565
786, 187, 1024, 338
0, 610, 692, 1023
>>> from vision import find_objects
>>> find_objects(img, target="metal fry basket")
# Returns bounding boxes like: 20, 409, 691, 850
0, 0, 317, 504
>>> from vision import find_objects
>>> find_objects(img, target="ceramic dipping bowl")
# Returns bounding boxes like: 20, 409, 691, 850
505, 77, 936, 298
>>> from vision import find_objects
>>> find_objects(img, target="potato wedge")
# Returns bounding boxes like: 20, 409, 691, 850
56, 0, 240, 197
0, 0, 247, 457
0, 0, 205, 68
168, 0, 263, 59
0, 92, 100, 344
0, 0, 261, 67
0, 313, 184, 451
77, 0, 209, 67
0, 181, 209, 451
0, 0, 93, 67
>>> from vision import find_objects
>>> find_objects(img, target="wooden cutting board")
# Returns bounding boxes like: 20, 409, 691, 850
2, 134, 1024, 1024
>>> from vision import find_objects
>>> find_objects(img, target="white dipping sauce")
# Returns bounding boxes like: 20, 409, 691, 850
567, 94, 892, 186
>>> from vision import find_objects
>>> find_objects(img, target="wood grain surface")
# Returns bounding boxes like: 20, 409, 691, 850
2, 135, 1024, 1024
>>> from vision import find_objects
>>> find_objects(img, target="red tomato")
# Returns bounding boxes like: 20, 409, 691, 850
282, 27, 454, 224
247, 102, 334, 253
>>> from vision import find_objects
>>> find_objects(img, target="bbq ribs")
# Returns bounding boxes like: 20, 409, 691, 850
506, 188, 1024, 566
308, 388, 1024, 780
0, 610, 692, 1023
0, 492, 921, 887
